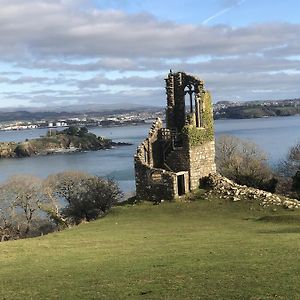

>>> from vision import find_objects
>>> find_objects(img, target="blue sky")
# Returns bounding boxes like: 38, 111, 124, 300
93, 0, 300, 26
0, 0, 300, 109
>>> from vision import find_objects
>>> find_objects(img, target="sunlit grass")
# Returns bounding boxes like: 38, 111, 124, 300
1, 195, 300, 299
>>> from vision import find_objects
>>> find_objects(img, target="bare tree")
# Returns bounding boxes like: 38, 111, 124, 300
0, 175, 53, 240
216, 135, 277, 191
0, 171, 122, 241
44, 171, 90, 204
0, 190, 15, 241
277, 141, 300, 198
279, 141, 300, 177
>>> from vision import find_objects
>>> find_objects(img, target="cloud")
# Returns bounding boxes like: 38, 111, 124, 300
2, 87, 165, 107
76, 75, 162, 89
0, 0, 299, 107
0, 0, 299, 60
0, 75, 71, 86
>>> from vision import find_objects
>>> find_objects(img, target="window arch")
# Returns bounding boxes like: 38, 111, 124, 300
184, 83, 195, 114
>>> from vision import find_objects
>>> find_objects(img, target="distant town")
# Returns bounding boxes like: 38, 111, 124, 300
1, 98, 300, 131
0, 109, 163, 131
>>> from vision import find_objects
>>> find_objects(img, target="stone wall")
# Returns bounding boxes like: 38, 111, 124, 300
135, 118, 163, 168
135, 163, 177, 201
164, 145, 189, 173
189, 141, 216, 190
135, 118, 178, 201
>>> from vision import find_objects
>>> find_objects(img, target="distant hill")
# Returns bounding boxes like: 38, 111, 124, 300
215, 105, 300, 119
0, 102, 161, 113
214, 98, 300, 119
0, 104, 162, 122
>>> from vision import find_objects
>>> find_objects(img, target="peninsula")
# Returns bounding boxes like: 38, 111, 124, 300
0, 126, 131, 158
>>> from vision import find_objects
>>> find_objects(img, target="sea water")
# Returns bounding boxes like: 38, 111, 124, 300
0, 115, 299, 193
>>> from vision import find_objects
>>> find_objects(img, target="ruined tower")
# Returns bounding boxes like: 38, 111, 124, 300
134, 71, 216, 201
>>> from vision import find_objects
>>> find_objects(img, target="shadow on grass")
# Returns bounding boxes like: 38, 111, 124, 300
258, 215, 300, 223
257, 215, 300, 234
258, 227, 300, 234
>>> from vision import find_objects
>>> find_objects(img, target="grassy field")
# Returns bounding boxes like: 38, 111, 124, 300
1, 194, 300, 299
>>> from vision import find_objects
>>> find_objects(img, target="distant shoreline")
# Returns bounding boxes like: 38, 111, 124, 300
215, 114, 300, 121
0, 122, 151, 132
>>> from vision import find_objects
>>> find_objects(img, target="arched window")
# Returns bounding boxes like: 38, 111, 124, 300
184, 83, 195, 114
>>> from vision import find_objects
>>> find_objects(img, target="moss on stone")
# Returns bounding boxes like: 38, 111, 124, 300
182, 91, 214, 146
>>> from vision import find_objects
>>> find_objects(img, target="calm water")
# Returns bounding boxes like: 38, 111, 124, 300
0, 116, 299, 193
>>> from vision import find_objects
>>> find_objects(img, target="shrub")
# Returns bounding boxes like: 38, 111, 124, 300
45, 171, 122, 224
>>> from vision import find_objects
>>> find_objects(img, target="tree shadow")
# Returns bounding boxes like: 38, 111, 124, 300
258, 227, 300, 234
257, 215, 300, 234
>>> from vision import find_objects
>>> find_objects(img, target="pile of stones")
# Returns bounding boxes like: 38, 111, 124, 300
204, 173, 300, 209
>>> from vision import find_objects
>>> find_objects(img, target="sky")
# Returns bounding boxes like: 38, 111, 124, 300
1, 0, 300, 109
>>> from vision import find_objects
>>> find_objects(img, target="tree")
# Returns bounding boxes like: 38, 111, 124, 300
0, 175, 54, 240
45, 171, 90, 205
65, 126, 79, 136
215, 135, 277, 191
279, 141, 300, 177
278, 141, 300, 198
0, 188, 15, 241
78, 127, 88, 137
44, 171, 122, 224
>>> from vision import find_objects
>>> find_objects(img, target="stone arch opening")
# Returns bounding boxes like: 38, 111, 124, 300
184, 83, 195, 114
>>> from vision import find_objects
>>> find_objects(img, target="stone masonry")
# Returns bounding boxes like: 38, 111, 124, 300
134, 71, 216, 201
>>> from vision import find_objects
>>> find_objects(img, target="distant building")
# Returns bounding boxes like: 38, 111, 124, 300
134, 71, 216, 201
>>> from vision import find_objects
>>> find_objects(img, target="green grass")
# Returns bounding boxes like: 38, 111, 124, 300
1, 195, 300, 299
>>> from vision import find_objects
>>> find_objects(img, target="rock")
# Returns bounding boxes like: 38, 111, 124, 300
204, 173, 299, 210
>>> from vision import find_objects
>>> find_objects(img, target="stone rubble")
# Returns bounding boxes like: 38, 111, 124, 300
204, 173, 300, 209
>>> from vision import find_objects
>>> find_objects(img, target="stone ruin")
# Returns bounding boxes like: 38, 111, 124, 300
134, 71, 216, 201
204, 173, 300, 209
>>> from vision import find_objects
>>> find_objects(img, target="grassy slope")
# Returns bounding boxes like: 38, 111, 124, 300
1, 196, 300, 299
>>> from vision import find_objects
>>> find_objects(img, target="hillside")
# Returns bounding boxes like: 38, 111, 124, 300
215, 104, 300, 119
1, 194, 300, 299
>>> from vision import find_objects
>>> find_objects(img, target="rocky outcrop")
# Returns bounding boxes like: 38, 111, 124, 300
0, 131, 132, 159
204, 173, 300, 209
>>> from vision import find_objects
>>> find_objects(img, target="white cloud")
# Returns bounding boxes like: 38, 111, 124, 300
0, 0, 299, 107
0, 1, 299, 59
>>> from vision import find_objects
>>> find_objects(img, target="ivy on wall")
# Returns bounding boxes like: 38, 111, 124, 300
182, 91, 214, 146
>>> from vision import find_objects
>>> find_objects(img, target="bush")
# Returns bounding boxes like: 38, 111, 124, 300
45, 171, 122, 224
